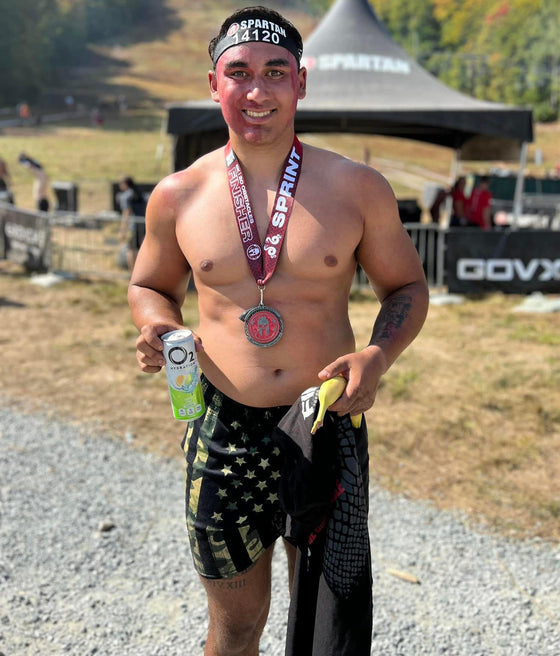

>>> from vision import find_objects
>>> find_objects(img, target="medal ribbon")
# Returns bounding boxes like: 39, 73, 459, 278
225, 136, 303, 288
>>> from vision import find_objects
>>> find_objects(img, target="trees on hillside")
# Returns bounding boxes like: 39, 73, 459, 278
0, 0, 150, 108
0, 0, 557, 121
375, 0, 559, 121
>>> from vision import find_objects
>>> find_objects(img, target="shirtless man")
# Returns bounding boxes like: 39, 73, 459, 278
129, 7, 429, 655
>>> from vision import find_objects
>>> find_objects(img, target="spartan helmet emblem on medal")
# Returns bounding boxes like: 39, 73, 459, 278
256, 315, 270, 336
243, 306, 283, 347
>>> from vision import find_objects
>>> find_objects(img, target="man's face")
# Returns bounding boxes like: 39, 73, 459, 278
209, 41, 306, 145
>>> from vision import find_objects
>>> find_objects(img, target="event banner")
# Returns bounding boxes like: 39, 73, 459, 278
446, 229, 560, 294
0, 203, 51, 272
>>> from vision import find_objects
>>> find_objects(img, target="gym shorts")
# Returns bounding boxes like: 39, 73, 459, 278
182, 375, 291, 579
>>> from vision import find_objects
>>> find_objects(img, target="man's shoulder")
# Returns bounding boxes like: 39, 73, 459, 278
146, 148, 226, 221
152, 149, 225, 198
302, 141, 393, 197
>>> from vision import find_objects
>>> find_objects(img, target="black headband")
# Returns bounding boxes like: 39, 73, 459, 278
212, 14, 302, 67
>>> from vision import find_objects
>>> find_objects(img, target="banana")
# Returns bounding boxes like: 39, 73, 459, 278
310, 375, 363, 434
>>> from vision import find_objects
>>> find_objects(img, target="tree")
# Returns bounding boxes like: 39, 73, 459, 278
374, 0, 441, 68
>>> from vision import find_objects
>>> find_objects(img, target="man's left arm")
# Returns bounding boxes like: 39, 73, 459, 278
319, 166, 429, 417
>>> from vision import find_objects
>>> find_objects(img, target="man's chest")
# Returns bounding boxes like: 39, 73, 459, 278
177, 190, 360, 286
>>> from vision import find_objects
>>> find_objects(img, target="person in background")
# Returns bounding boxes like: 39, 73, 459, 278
468, 175, 493, 229
18, 153, 50, 211
449, 176, 468, 227
0, 158, 14, 203
428, 186, 448, 223
118, 176, 147, 270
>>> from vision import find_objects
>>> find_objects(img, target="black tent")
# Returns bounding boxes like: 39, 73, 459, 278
167, 0, 533, 172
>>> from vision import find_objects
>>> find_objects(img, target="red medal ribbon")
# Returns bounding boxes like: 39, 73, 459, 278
225, 136, 303, 288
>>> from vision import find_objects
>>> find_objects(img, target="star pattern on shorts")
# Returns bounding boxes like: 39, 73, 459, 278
208, 421, 284, 527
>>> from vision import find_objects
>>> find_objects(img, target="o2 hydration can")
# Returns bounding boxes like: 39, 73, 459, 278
161, 329, 205, 421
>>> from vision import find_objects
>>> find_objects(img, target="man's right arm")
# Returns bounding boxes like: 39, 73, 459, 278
128, 176, 194, 373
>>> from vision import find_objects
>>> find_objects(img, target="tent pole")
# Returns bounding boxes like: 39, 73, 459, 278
450, 149, 461, 184
512, 141, 528, 230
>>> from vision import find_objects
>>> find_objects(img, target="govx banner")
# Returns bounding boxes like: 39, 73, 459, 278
446, 229, 560, 294
0, 203, 51, 272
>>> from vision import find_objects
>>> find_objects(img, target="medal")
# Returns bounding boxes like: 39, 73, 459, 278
239, 287, 283, 347
225, 136, 303, 347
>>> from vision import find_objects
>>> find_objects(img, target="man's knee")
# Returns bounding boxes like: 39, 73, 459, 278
207, 602, 269, 654
202, 547, 274, 653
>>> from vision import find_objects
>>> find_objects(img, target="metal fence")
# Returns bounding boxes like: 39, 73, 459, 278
1, 205, 447, 288
47, 216, 446, 287
48, 212, 131, 279
404, 222, 446, 289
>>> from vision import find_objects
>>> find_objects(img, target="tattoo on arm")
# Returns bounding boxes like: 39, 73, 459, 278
371, 293, 412, 343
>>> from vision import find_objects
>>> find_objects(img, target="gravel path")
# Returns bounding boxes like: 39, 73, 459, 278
1, 405, 559, 655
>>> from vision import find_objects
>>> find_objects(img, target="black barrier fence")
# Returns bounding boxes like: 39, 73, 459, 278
446, 229, 560, 294
0, 203, 51, 272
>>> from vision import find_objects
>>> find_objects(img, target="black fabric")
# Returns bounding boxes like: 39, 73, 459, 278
272, 387, 338, 543
272, 387, 373, 656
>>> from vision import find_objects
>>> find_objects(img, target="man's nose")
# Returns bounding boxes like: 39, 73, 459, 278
246, 79, 269, 101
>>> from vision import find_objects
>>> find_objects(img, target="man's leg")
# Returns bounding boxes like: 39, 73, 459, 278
201, 544, 275, 656
283, 539, 297, 594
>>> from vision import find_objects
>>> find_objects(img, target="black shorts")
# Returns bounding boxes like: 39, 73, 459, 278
129, 222, 145, 250
182, 376, 291, 579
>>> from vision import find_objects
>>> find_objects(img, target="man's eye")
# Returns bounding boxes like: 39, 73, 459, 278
267, 70, 283, 77
230, 71, 248, 78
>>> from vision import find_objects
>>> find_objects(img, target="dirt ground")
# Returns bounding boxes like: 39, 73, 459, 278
1, 260, 559, 542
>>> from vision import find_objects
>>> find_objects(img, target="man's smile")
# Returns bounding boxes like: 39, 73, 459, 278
244, 109, 275, 118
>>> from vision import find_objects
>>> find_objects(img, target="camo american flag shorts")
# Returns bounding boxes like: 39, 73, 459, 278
182, 375, 291, 579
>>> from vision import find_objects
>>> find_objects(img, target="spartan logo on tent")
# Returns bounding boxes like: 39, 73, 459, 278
302, 53, 410, 74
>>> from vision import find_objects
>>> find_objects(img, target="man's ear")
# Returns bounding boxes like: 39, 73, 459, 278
297, 67, 307, 100
209, 70, 220, 103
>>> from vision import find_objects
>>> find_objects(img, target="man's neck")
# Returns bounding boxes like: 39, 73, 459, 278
228, 132, 297, 187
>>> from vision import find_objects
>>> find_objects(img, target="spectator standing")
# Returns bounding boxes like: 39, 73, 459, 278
18, 153, 50, 211
449, 176, 468, 227
118, 176, 147, 270
0, 157, 14, 203
468, 175, 493, 229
